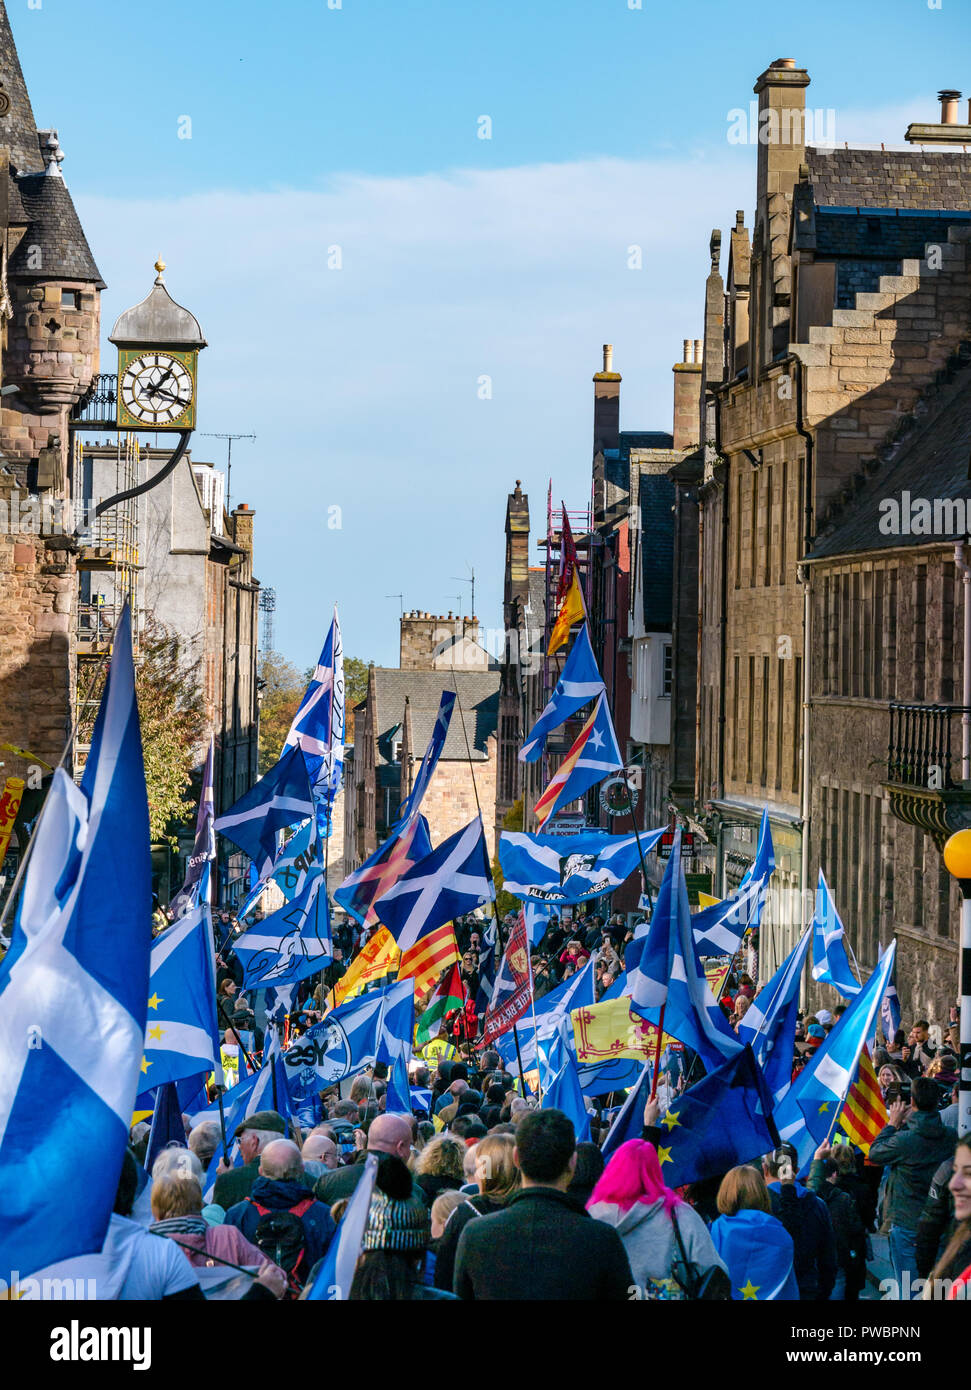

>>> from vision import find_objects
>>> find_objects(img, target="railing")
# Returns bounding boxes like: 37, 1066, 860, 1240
887, 703, 971, 790
71, 373, 118, 424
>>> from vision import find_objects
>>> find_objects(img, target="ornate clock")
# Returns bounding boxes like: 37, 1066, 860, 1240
110, 260, 206, 433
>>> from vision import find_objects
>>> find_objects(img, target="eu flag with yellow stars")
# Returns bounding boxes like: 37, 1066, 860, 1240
647, 1045, 780, 1189
135, 903, 220, 1109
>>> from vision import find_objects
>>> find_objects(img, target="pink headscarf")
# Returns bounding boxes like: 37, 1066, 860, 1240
587, 1139, 684, 1217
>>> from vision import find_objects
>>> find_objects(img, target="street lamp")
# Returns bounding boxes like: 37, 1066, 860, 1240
942, 829, 971, 1137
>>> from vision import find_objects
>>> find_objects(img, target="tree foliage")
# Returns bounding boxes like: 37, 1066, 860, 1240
491, 797, 524, 919
257, 650, 307, 773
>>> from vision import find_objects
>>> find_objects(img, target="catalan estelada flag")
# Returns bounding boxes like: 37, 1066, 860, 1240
547, 568, 586, 656
398, 923, 460, 999
838, 1044, 887, 1154
533, 692, 623, 827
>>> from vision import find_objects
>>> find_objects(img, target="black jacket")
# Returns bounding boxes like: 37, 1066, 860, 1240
915, 1154, 956, 1278
433, 1194, 505, 1292
869, 1111, 956, 1232
453, 1187, 633, 1300
807, 1165, 866, 1293
768, 1182, 838, 1301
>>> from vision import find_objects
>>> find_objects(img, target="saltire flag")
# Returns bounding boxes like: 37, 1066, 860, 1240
136, 902, 220, 1103
499, 826, 663, 904
547, 568, 587, 657
601, 1062, 653, 1162
384, 1052, 412, 1115
271, 820, 319, 903
474, 916, 498, 1016
416, 962, 466, 1049
520, 625, 603, 762
540, 1020, 591, 1142
628, 829, 742, 1071
775, 941, 896, 1172
878, 951, 901, 1046
215, 744, 314, 880
169, 735, 215, 918
283, 978, 415, 1097
233, 864, 332, 991
482, 909, 533, 1045
335, 815, 433, 928
810, 870, 862, 998
646, 1045, 780, 1189
524, 899, 551, 948
496, 953, 596, 1072
394, 691, 455, 830
326, 925, 399, 1011
838, 1044, 887, 1154
285, 607, 344, 839
304, 1152, 379, 1300
736, 926, 812, 1105
373, 817, 494, 952
398, 923, 460, 999
0, 606, 151, 1278
534, 694, 623, 828
691, 809, 774, 956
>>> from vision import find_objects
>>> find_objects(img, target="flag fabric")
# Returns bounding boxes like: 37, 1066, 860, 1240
215, 744, 315, 880
398, 923, 460, 998
384, 1052, 413, 1116
499, 827, 663, 905
143, 1082, 186, 1172
335, 815, 433, 927
284, 978, 414, 1099
645, 1045, 780, 1189
557, 504, 579, 604
601, 1062, 653, 1161
628, 830, 742, 1071
524, 899, 551, 948
326, 926, 400, 1011
482, 910, 533, 1045
533, 694, 623, 828
0, 606, 151, 1278
416, 962, 466, 1049
838, 1045, 888, 1154
691, 809, 774, 956
285, 608, 345, 839
810, 870, 862, 998
775, 941, 897, 1171
496, 953, 596, 1072
520, 625, 604, 762
169, 736, 215, 918
548, 566, 585, 657
233, 864, 332, 991
373, 817, 494, 952
737, 926, 812, 1105
271, 820, 319, 903
474, 916, 498, 1016
395, 691, 456, 829
572, 995, 671, 1067
304, 1152, 379, 1300
540, 1020, 591, 1142
879, 954, 901, 1046
137, 903, 220, 1101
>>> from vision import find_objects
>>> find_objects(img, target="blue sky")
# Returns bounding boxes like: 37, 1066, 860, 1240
13, 0, 968, 666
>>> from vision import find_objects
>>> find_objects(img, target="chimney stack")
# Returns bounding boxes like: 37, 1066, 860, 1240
672, 336, 703, 453
905, 88, 971, 144
592, 342, 621, 458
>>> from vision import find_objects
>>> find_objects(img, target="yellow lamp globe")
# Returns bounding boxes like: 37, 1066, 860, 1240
943, 829, 971, 880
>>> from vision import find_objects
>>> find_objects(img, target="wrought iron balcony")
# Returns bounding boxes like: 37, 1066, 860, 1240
71, 373, 118, 426
884, 702, 971, 847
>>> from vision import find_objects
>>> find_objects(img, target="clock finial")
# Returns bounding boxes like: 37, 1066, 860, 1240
154, 258, 166, 284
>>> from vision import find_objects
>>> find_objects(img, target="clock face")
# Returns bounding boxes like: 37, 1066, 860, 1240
119, 351, 194, 426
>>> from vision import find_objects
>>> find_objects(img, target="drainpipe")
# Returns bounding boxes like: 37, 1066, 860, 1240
792, 358, 815, 923
954, 540, 971, 781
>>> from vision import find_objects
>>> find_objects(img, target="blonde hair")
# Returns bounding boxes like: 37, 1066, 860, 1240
474, 1133, 520, 1201
414, 1135, 466, 1181
150, 1172, 203, 1221
716, 1165, 772, 1217
430, 1188, 472, 1235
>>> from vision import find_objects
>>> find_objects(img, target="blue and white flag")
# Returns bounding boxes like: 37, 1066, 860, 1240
776, 941, 896, 1171
0, 606, 151, 1278
384, 1052, 413, 1116
601, 1062, 653, 1161
736, 927, 811, 1105
234, 864, 332, 991
499, 828, 663, 905
524, 900, 551, 947
534, 692, 624, 827
283, 978, 414, 1098
335, 815, 433, 928
878, 950, 901, 1045
810, 870, 862, 998
169, 735, 215, 919
520, 625, 604, 763
137, 903, 220, 1101
216, 744, 315, 880
691, 809, 775, 956
628, 829, 742, 1071
271, 820, 318, 902
474, 916, 498, 1015
285, 607, 344, 839
305, 1152, 379, 1300
394, 691, 455, 830
540, 1020, 591, 1142
373, 817, 494, 952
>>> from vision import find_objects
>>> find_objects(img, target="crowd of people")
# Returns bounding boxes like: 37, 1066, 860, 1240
115, 899, 969, 1303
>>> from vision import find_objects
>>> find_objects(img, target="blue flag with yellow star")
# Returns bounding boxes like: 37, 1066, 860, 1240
642, 1045, 779, 1188
136, 902, 220, 1107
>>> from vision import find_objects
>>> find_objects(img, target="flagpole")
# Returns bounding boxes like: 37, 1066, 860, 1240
623, 776, 654, 913
216, 1088, 230, 1163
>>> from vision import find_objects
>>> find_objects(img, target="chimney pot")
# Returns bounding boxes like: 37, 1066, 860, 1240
771, 58, 797, 69
682, 338, 691, 363
603, 343, 613, 373
938, 89, 962, 124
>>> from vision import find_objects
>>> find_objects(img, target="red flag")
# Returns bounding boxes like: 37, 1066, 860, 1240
557, 505, 578, 606
482, 909, 533, 1045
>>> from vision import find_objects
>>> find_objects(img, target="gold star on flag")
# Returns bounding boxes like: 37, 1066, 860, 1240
657, 1145, 672, 1165
661, 1109, 681, 1131
147, 993, 163, 1010
147, 1026, 163, 1042
739, 1279, 760, 1300
140, 1056, 151, 1074
818, 1101, 829, 1114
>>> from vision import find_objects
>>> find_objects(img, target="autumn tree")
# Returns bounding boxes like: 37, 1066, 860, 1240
257, 650, 307, 773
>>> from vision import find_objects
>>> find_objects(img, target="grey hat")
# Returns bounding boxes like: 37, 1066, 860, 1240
233, 1110, 286, 1140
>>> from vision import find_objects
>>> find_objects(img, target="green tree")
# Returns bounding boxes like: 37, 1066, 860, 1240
344, 655, 372, 743
491, 797, 523, 919
257, 650, 307, 773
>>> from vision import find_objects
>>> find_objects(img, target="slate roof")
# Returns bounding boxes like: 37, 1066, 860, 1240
8, 171, 105, 286
814, 207, 969, 258
806, 146, 971, 212
639, 473, 675, 630
807, 360, 971, 560
0, 1, 45, 175
372, 669, 500, 763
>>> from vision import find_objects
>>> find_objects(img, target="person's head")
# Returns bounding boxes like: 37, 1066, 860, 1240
762, 1144, 798, 1183
350, 1156, 431, 1300
218, 978, 237, 999
450, 1062, 468, 1084
910, 1076, 940, 1112
150, 1171, 203, 1222
332, 1099, 360, 1123
447, 1078, 469, 1102
569, 1141, 605, 1205
259, 1138, 304, 1182
733, 996, 752, 1020
187, 1119, 221, 1171
912, 1019, 930, 1043
949, 1141, 971, 1226
234, 1111, 286, 1164
473, 1132, 519, 1201
430, 1189, 472, 1241
151, 1146, 202, 1184
414, 1135, 466, 1182
302, 1133, 339, 1170
878, 1063, 904, 1090
830, 1144, 857, 1177
716, 1165, 772, 1217
587, 1139, 683, 1216
514, 1109, 576, 1189
365, 1112, 413, 1163
349, 1074, 374, 1105
938, 1051, 958, 1073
